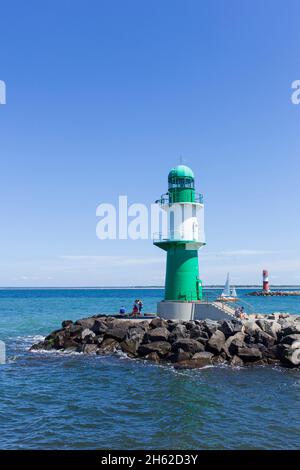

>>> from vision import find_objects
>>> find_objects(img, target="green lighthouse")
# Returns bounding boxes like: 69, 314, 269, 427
154, 165, 205, 320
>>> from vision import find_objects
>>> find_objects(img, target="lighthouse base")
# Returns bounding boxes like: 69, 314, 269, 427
157, 301, 235, 321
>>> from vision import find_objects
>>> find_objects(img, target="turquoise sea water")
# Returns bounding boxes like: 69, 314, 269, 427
0, 288, 299, 450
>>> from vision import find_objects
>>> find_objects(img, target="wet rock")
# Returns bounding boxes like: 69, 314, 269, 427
144, 351, 160, 363
230, 355, 244, 366
207, 330, 226, 353
82, 343, 98, 354
138, 341, 171, 357
98, 338, 120, 354
174, 357, 212, 369
192, 351, 214, 361
169, 348, 192, 363
171, 338, 204, 355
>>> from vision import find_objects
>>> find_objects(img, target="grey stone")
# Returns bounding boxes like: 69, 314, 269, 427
81, 328, 96, 343
225, 332, 246, 356
280, 334, 300, 345
237, 347, 263, 362
150, 317, 168, 329
171, 338, 204, 354
169, 348, 192, 363
98, 338, 120, 354
207, 330, 226, 353
146, 327, 169, 342
174, 357, 212, 369
255, 330, 275, 348
82, 343, 98, 354
75, 317, 96, 330
138, 341, 171, 357
120, 326, 145, 355
230, 355, 244, 366
192, 351, 214, 360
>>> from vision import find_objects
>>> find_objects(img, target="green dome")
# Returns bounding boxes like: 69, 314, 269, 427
168, 165, 194, 180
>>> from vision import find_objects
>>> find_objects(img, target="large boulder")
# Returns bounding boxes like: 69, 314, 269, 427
237, 347, 263, 362
202, 320, 219, 337
138, 341, 171, 357
280, 334, 300, 345
82, 343, 98, 354
168, 324, 188, 342
98, 338, 120, 354
255, 330, 275, 348
53, 330, 68, 349
256, 319, 281, 339
218, 320, 235, 338
169, 348, 192, 363
207, 330, 226, 354
92, 319, 108, 334
225, 332, 246, 356
75, 317, 96, 330
192, 351, 214, 361
189, 325, 207, 340
120, 326, 145, 355
81, 328, 96, 343
230, 355, 244, 366
144, 351, 160, 363
242, 320, 261, 336
146, 327, 169, 342
282, 345, 300, 366
104, 321, 133, 342
171, 338, 204, 355
149, 317, 168, 329
281, 322, 300, 337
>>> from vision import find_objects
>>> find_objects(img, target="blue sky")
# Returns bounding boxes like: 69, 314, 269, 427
0, 0, 300, 286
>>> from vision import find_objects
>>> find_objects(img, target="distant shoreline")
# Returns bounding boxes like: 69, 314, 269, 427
1, 286, 300, 290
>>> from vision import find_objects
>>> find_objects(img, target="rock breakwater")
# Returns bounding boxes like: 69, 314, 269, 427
31, 314, 300, 368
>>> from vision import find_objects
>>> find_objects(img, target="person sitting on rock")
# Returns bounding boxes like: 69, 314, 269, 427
119, 306, 126, 315
138, 300, 143, 314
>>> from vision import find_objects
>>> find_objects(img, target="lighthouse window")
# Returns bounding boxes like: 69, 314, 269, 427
168, 177, 194, 189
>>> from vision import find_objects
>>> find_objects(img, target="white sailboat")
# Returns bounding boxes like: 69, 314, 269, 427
218, 273, 239, 302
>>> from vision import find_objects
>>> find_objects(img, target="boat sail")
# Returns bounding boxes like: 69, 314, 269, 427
218, 273, 239, 302
231, 286, 237, 298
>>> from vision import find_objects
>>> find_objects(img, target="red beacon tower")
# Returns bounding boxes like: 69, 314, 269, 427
262, 270, 270, 292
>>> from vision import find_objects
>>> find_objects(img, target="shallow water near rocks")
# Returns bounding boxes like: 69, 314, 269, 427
0, 288, 300, 449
